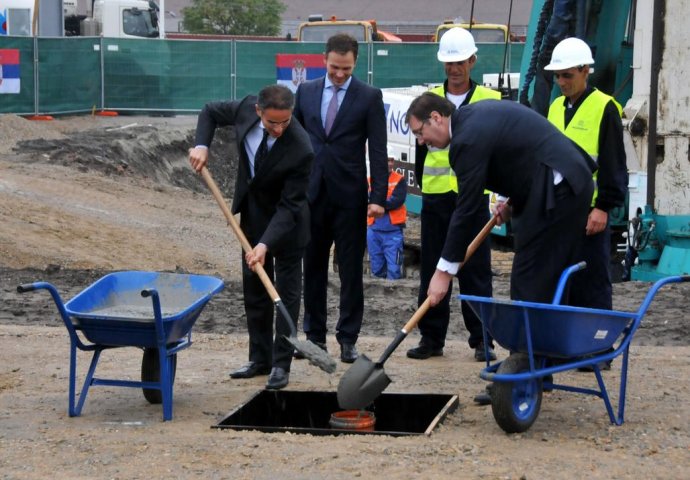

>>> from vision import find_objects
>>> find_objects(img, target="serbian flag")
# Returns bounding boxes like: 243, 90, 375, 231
276, 54, 325, 93
0, 49, 20, 94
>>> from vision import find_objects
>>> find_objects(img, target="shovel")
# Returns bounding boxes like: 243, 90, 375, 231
200, 167, 337, 374
337, 211, 501, 409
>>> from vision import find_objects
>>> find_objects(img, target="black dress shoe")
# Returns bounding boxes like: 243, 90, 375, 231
266, 367, 289, 390
473, 384, 493, 406
294, 341, 327, 359
340, 343, 359, 363
229, 362, 270, 379
474, 342, 497, 362
406, 344, 443, 360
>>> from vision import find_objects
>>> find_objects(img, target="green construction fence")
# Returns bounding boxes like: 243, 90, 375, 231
0, 37, 524, 116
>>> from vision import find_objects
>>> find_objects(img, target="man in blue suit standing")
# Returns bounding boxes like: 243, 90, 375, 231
293, 33, 388, 363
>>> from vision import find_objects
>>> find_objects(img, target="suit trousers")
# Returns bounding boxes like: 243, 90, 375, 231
303, 192, 367, 345
242, 247, 304, 370
417, 192, 493, 349
567, 223, 613, 309
510, 179, 592, 303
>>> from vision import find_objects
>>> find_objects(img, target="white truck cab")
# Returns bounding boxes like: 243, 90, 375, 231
91, 0, 159, 38
0, 0, 33, 36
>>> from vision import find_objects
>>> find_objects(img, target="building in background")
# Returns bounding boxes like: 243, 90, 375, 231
145, 0, 531, 37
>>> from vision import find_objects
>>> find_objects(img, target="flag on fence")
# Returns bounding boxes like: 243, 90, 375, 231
276, 54, 325, 92
0, 49, 20, 94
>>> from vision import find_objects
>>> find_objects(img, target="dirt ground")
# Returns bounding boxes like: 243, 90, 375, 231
0, 113, 688, 479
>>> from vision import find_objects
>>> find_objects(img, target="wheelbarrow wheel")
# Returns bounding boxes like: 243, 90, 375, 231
141, 347, 177, 404
491, 353, 543, 433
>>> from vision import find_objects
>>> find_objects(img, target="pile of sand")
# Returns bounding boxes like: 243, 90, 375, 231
0, 114, 66, 154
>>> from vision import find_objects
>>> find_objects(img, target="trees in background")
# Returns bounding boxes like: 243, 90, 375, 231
182, 0, 286, 36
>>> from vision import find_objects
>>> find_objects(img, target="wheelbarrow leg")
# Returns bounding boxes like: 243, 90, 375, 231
68, 339, 103, 417
158, 346, 173, 421
595, 345, 631, 426
68, 340, 79, 417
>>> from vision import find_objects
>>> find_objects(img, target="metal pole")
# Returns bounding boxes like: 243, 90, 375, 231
33, 36, 39, 115
159, 0, 165, 39
100, 37, 105, 110
646, 0, 664, 207
231, 40, 236, 100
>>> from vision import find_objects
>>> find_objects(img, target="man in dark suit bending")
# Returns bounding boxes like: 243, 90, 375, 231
293, 33, 388, 363
406, 93, 595, 306
189, 85, 314, 390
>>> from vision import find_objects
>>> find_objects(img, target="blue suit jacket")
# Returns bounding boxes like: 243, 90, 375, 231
294, 76, 388, 208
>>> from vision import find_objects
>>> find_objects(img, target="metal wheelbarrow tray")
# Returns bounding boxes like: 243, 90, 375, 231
18, 271, 224, 421
460, 263, 688, 433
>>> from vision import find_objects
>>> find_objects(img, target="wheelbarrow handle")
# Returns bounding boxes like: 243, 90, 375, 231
200, 167, 281, 302
17, 283, 38, 293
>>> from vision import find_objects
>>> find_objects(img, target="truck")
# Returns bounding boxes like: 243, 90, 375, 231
69, 0, 159, 38
297, 15, 402, 43
1, 0, 33, 35
434, 21, 510, 43
2, 0, 159, 38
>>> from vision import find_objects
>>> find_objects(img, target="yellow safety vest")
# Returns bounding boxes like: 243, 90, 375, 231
547, 89, 622, 207
421, 84, 500, 194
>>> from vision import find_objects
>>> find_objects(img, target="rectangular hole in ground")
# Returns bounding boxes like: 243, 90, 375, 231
213, 390, 459, 436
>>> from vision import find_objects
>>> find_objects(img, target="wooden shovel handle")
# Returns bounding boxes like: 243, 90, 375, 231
401, 212, 501, 333
200, 167, 281, 302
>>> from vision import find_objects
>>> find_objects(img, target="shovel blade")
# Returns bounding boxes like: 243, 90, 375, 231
337, 354, 392, 410
286, 337, 337, 374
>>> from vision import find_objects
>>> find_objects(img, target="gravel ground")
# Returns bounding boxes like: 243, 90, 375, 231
0, 113, 688, 479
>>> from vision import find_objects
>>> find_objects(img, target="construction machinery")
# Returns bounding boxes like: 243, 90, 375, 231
297, 15, 402, 43
434, 21, 509, 43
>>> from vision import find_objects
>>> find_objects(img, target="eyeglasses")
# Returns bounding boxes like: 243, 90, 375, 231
265, 118, 291, 127
411, 119, 430, 139
262, 115, 291, 128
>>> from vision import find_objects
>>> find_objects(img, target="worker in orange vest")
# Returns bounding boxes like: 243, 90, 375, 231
367, 149, 407, 279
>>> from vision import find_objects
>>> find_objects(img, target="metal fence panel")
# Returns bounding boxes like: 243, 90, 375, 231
37, 37, 101, 114
371, 42, 442, 87
101, 39, 232, 112
0, 37, 35, 114
164, 39, 232, 110
0, 37, 525, 115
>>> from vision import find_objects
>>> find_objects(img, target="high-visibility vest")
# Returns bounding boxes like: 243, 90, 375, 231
548, 88, 622, 207
421, 84, 500, 195
367, 171, 407, 226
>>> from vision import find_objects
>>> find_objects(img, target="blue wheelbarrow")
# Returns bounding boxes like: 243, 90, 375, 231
18, 271, 224, 421
460, 263, 688, 433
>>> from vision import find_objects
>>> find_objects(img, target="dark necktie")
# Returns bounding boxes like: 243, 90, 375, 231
254, 129, 269, 175
324, 87, 340, 135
